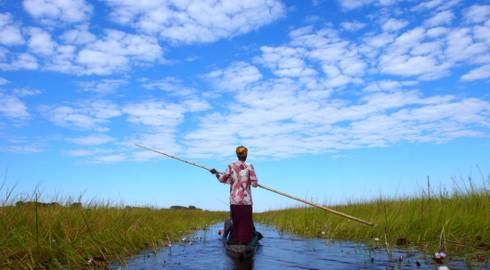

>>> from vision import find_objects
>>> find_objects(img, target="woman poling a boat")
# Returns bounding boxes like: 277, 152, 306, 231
210, 146, 258, 245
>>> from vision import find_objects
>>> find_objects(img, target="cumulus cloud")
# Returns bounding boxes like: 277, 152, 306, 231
424, 10, 454, 27
104, 0, 285, 43
363, 80, 418, 92
73, 30, 162, 75
71, 134, 114, 145
60, 25, 96, 45
41, 100, 121, 130
141, 77, 196, 97
412, 0, 461, 12
0, 138, 45, 153
183, 76, 490, 158
382, 18, 408, 32
26, 27, 57, 56
340, 21, 366, 31
205, 62, 263, 90
122, 101, 184, 127
0, 92, 29, 119
1, 24, 163, 75
179, 19, 490, 158
92, 154, 126, 163
0, 53, 39, 71
12, 88, 41, 97
0, 13, 24, 46
338, 0, 396, 11
256, 46, 317, 78
23, 0, 93, 24
3, 0, 490, 162
463, 4, 490, 24
78, 79, 127, 95
0, 77, 8, 85
461, 64, 490, 81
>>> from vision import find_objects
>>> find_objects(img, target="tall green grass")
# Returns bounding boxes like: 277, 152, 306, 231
255, 177, 489, 259
0, 188, 227, 269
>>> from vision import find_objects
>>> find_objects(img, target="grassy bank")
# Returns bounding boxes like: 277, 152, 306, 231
255, 181, 489, 262
0, 199, 226, 269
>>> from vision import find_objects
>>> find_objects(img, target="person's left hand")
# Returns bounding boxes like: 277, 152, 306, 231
210, 168, 218, 175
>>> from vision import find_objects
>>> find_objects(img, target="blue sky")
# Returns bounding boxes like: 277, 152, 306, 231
0, 0, 489, 211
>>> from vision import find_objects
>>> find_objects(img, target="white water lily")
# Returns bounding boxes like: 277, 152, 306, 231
435, 251, 447, 259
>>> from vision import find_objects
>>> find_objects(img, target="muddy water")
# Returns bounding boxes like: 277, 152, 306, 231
110, 223, 484, 270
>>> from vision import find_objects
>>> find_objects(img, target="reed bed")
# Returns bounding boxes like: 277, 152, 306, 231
255, 178, 490, 262
0, 192, 226, 269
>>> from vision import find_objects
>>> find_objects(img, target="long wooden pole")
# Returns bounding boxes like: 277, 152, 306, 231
135, 143, 375, 227
256, 183, 374, 226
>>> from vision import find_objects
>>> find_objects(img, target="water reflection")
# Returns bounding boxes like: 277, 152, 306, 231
111, 223, 485, 269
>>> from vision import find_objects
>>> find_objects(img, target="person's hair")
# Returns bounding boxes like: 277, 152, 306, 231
236, 146, 248, 161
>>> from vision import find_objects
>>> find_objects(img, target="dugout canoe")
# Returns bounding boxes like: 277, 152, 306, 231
220, 220, 263, 260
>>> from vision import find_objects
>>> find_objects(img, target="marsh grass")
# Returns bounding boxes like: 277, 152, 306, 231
0, 187, 227, 269
255, 177, 490, 262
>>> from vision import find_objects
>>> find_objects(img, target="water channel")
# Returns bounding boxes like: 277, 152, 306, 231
110, 223, 486, 269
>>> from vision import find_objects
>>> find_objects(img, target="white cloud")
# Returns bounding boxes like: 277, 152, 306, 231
341, 21, 366, 31
363, 80, 418, 92
179, 20, 490, 158
338, 0, 374, 10
79, 79, 127, 95
65, 149, 99, 157
380, 54, 449, 79
382, 18, 408, 32
464, 4, 490, 24
26, 27, 56, 56
122, 101, 184, 127
44, 106, 103, 129
426, 26, 449, 38
257, 46, 317, 77
74, 30, 162, 75
2, 27, 162, 75
0, 142, 44, 153
183, 98, 211, 112
23, 0, 93, 24
0, 77, 8, 85
93, 154, 126, 163
0, 53, 39, 70
71, 134, 114, 146
0, 92, 29, 119
126, 129, 182, 161
183, 76, 490, 158
412, 0, 460, 12
205, 61, 263, 90
445, 27, 488, 64
461, 64, 490, 81
141, 77, 196, 97
41, 100, 121, 130
424, 10, 454, 27
60, 25, 96, 45
363, 32, 395, 49
338, 0, 395, 11
0, 13, 24, 46
12, 88, 41, 97
104, 0, 285, 44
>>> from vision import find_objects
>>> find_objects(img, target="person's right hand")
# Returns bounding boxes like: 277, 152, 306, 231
210, 168, 218, 175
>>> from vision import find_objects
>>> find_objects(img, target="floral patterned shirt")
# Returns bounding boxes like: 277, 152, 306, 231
218, 160, 258, 205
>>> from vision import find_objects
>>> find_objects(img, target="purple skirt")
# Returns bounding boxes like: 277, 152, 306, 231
230, 205, 253, 243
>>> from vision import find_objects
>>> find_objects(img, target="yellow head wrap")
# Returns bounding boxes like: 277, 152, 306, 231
236, 146, 248, 157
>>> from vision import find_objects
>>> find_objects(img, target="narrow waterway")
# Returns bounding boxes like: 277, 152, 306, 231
110, 223, 484, 270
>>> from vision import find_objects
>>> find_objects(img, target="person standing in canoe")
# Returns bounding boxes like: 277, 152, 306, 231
210, 146, 258, 244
